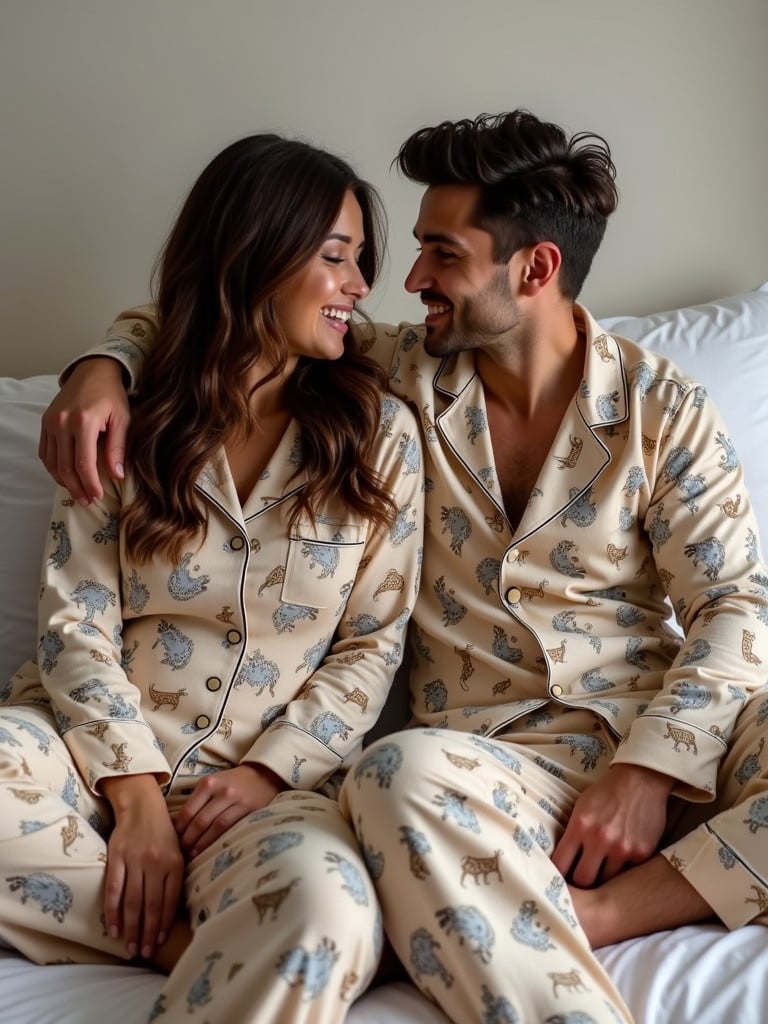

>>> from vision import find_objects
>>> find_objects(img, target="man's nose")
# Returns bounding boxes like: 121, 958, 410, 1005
405, 253, 430, 294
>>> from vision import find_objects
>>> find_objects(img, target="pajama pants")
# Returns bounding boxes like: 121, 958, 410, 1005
0, 705, 381, 1024
341, 691, 768, 1024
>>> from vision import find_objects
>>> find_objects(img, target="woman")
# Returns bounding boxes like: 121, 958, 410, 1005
0, 134, 423, 1022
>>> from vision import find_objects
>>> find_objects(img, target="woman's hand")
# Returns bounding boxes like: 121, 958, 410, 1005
101, 774, 184, 961
175, 764, 285, 860
38, 356, 130, 503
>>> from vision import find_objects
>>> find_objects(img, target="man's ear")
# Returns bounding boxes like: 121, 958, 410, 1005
517, 242, 562, 296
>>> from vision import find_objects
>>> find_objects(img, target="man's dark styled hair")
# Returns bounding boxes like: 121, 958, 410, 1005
397, 110, 618, 299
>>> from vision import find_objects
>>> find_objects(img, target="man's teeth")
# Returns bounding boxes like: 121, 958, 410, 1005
322, 308, 351, 322
427, 304, 450, 316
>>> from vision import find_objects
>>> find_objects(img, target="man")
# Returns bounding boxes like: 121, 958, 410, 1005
41, 111, 768, 1024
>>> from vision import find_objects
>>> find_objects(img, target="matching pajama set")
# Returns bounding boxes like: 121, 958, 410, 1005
340, 308, 768, 1024
0, 323, 424, 1024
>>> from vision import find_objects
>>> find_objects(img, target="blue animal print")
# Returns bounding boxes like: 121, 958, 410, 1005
309, 712, 351, 746
510, 899, 555, 951
389, 501, 419, 545
168, 553, 210, 601
296, 638, 330, 675
272, 604, 318, 634
670, 681, 712, 714
476, 557, 501, 594
744, 796, 768, 834
555, 734, 608, 771
677, 473, 707, 513
544, 1014, 599, 1024
353, 743, 403, 788
436, 904, 495, 964
185, 950, 220, 1012
441, 506, 472, 556
125, 570, 149, 613
492, 783, 518, 816
68, 679, 137, 721
630, 361, 657, 400
70, 580, 116, 622
324, 852, 369, 905
399, 432, 421, 474
648, 505, 672, 549
481, 984, 520, 1024
623, 466, 645, 497
409, 928, 453, 988
616, 604, 645, 628
544, 875, 578, 928
48, 521, 71, 570
735, 738, 764, 785
236, 649, 280, 696
210, 847, 241, 881
595, 391, 619, 420
465, 405, 488, 443
619, 507, 634, 530
254, 831, 304, 865
680, 638, 711, 666
511, 824, 535, 854
432, 789, 481, 832
92, 512, 119, 545
549, 541, 585, 579
0, 724, 23, 748
6, 872, 73, 922
152, 619, 195, 670
39, 631, 65, 674
471, 737, 523, 774
423, 679, 448, 713
684, 536, 726, 582
275, 937, 339, 1000
746, 529, 759, 564
492, 626, 523, 665
1, 715, 52, 753
434, 576, 467, 626
380, 395, 400, 437
715, 431, 739, 473
663, 446, 693, 482
579, 669, 614, 693
560, 487, 597, 528
346, 612, 382, 636
552, 611, 601, 653
625, 636, 651, 671
301, 539, 341, 580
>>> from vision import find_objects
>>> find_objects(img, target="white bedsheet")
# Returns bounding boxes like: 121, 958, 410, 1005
1, 923, 766, 1023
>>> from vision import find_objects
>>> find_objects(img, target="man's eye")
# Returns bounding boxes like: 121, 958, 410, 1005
436, 249, 456, 260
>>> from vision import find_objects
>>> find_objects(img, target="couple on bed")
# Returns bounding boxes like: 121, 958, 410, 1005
1, 108, 766, 1024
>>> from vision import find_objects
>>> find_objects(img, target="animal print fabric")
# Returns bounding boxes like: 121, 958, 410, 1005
0, 708, 380, 1020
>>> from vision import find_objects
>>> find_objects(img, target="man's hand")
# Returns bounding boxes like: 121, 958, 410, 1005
38, 357, 130, 503
101, 774, 185, 961
552, 763, 674, 887
174, 764, 285, 860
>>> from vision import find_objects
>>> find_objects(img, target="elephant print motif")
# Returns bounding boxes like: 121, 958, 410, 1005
510, 899, 555, 952
435, 904, 495, 964
492, 626, 523, 665
324, 852, 369, 905
670, 681, 711, 714
735, 738, 765, 785
272, 604, 318, 634
555, 734, 608, 771
309, 712, 351, 746
153, 619, 194, 670
549, 541, 585, 578
432, 789, 481, 832
684, 536, 726, 582
353, 744, 403, 789
544, 875, 578, 928
744, 796, 768, 834
465, 405, 487, 444
301, 539, 341, 580
409, 928, 453, 988
389, 501, 419, 545
236, 649, 280, 696
423, 679, 448, 713
275, 937, 339, 1000
70, 580, 116, 623
6, 872, 73, 922
167, 552, 210, 601
560, 487, 597, 528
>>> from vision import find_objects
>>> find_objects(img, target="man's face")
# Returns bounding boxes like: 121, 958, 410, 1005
405, 184, 522, 357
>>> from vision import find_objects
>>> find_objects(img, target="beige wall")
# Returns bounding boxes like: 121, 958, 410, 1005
1, 0, 767, 376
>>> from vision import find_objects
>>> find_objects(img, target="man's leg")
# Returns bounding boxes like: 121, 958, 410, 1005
341, 726, 633, 1024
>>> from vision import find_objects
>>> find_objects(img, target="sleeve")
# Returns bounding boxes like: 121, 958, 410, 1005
37, 476, 171, 793
612, 385, 768, 800
59, 304, 158, 392
241, 398, 424, 789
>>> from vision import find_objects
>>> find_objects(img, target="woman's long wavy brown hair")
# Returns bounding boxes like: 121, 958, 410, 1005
121, 134, 394, 564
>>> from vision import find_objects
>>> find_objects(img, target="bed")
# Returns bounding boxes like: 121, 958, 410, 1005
1, 283, 767, 1022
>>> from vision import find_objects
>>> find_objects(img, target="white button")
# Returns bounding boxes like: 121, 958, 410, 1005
195, 714, 211, 729
226, 629, 242, 645
506, 548, 519, 563
550, 684, 564, 697
230, 536, 245, 551
505, 587, 522, 603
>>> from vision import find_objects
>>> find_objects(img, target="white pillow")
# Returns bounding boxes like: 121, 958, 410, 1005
0, 375, 57, 686
600, 282, 768, 549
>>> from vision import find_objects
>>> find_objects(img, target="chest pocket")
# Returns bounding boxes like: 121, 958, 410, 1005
282, 520, 365, 609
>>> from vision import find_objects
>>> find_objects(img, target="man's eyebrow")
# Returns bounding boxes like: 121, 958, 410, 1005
412, 229, 466, 248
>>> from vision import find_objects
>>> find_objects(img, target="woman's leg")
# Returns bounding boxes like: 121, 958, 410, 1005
153, 790, 381, 1023
0, 705, 127, 964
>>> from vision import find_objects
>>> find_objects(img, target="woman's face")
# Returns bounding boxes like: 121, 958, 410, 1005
276, 190, 370, 361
